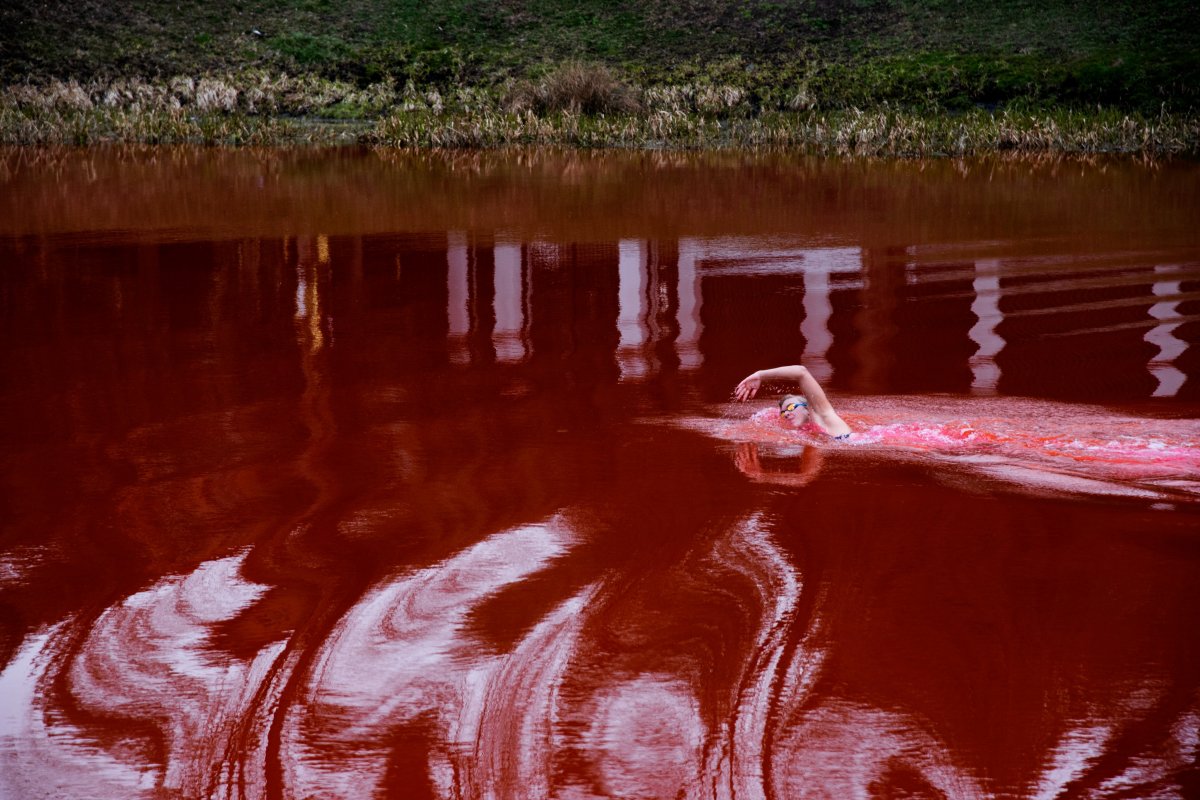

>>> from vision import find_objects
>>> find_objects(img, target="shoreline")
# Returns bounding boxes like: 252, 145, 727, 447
2, 74, 1197, 156
3, 105, 1196, 157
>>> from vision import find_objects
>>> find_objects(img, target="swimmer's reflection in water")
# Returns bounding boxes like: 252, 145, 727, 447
735, 364, 854, 440
734, 441, 825, 487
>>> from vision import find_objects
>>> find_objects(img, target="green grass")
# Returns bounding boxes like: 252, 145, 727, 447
2, 1, 1197, 112
1, 0, 1197, 152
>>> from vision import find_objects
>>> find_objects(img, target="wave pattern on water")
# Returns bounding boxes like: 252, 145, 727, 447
2, 504, 1198, 796
0, 554, 284, 799
285, 516, 583, 799
0, 513, 992, 798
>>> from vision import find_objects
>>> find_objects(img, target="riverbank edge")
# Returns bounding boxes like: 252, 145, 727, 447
4, 107, 1196, 157
3, 75, 1197, 156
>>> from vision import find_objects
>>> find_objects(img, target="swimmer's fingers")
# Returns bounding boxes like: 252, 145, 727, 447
734, 375, 760, 401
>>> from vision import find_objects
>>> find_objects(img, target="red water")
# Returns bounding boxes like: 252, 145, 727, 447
1, 147, 1199, 799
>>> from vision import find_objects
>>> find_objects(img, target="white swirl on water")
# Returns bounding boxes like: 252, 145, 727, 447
0, 552, 283, 799
284, 515, 582, 799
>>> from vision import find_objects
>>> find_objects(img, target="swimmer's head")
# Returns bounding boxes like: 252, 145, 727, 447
778, 394, 810, 427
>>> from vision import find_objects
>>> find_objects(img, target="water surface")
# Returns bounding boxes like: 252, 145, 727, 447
1, 148, 1198, 799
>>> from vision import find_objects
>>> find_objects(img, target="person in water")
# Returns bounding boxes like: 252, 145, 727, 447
735, 364, 853, 440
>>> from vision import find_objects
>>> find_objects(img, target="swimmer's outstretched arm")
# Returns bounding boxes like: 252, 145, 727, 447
735, 365, 832, 409
735, 365, 850, 435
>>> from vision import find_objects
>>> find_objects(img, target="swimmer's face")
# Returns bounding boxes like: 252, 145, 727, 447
779, 395, 810, 428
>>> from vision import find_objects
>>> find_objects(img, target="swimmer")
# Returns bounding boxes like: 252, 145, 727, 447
735, 364, 853, 440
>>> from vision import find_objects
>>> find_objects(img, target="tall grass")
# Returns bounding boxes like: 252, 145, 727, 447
2, 71, 1197, 154
505, 63, 641, 115
0, 105, 328, 146
369, 107, 1200, 156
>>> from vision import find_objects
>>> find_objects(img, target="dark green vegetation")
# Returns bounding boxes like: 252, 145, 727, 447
4, 0, 1197, 111
1, 1, 1197, 151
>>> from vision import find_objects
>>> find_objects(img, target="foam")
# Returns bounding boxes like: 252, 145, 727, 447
686, 396, 1200, 501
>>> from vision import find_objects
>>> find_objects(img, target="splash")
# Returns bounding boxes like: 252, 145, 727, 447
689, 397, 1200, 501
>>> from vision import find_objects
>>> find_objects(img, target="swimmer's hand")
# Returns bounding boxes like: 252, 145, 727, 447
734, 371, 762, 401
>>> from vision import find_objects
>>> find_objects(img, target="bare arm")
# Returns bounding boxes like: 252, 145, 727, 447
734, 364, 851, 436
735, 365, 832, 412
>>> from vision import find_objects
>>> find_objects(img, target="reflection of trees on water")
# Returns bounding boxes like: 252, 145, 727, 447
1146, 264, 1189, 398
970, 259, 1004, 395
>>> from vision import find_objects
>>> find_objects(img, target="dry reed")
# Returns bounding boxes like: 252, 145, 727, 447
505, 63, 642, 116
2, 74, 1197, 154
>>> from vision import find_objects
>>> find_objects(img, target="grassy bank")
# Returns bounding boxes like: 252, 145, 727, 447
369, 107, 1200, 157
4, 1, 1198, 111
2, 71, 1196, 155
2, 1, 1197, 152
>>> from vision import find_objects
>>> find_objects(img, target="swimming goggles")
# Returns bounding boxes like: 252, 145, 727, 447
780, 400, 808, 414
